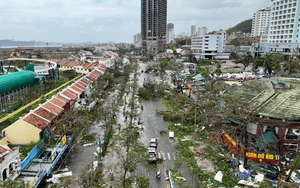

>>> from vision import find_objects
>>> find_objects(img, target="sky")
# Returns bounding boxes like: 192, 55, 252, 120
0, 0, 271, 44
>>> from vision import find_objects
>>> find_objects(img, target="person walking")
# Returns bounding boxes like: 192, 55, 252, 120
141, 105, 143, 111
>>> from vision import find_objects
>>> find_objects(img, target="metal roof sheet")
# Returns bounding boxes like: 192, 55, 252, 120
0, 70, 37, 96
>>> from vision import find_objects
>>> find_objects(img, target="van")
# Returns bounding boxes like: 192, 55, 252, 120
169, 131, 174, 139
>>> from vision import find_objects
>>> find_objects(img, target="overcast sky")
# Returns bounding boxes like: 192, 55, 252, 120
0, 0, 271, 44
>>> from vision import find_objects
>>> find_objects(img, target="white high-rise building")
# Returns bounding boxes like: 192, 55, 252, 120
251, 7, 271, 37
268, 0, 300, 43
191, 29, 229, 59
197, 27, 208, 36
191, 25, 196, 36
166, 23, 174, 44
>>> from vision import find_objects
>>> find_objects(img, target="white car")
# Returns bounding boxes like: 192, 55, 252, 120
149, 138, 157, 148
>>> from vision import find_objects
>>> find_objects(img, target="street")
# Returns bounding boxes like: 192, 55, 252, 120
138, 63, 200, 188
60, 62, 195, 188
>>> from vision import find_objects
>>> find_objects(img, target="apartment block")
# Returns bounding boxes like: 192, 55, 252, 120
141, 0, 167, 55
251, 7, 271, 37
268, 0, 300, 43
191, 29, 229, 59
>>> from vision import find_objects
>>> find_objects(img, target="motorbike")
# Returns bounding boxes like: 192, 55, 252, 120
156, 168, 161, 179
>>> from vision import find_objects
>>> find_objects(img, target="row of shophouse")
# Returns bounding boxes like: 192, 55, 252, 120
0, 64, 107, 187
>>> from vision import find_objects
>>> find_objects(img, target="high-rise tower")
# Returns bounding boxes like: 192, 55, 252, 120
141, 0, 167, 56
268, 0, 300, 43
166, 23, 174, 44
191, 25, 196, 36
251, 7, 270, 37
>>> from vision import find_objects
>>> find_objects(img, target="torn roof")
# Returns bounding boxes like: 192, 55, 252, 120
259, 88, 300, 120
228, 80, 276, 107
23, 113, 49, 130
33, 107, 56, 122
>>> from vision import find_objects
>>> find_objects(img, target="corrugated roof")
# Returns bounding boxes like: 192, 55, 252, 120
259, 89, 300, 120
228, 80, 275, 106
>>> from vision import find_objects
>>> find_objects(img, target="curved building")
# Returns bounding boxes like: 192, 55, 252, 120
0, 71, 38, 96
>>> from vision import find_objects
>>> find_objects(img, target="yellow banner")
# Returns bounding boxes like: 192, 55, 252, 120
61, 135, 67, 146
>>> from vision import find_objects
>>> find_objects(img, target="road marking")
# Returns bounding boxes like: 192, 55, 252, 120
162, 152, 165, 160
167, 153, 171, 160
158, 152, 161, 158
173, 153, 176, 160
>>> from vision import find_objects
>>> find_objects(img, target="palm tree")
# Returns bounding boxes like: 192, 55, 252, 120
283, 55, 299, 75
261, 53, 282, 77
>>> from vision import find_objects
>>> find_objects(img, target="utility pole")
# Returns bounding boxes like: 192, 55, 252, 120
194, 107, 199, 133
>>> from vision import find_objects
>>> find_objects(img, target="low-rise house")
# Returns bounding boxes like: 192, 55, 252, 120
0, 146, 21, 181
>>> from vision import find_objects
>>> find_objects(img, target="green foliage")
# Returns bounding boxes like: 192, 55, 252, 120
226, 19, 252, 34
195, 67, 207, 75
19, 141, 41, 159
80, 133, 96, 145
229, 38, 253, 46
138, 82, 166, 100
283, 55, 299, 75
254, 53, 282, 76
1, 178, 27, 188
234, 54, 254, 70
125, 177, 150, 188
196, 59, 212, 65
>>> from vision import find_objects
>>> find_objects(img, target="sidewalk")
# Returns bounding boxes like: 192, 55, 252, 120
102, 73, 142, 188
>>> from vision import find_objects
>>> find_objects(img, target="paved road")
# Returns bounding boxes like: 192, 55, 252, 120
138, 63, 178, 188
138, 63, 202, 188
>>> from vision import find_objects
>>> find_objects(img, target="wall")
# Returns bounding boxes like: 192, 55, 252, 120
3, 119, 40, 145
20, 144, 42, 170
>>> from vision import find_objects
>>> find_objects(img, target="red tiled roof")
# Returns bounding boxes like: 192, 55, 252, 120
49, 97, 67, 108
74, 82, 86, 90
81, 78, 92, 84
62, 90, 77, 100
42, 102, 64, 115
34, 107, 56, 121
70, 85, 83, 93
77, 81, 88, 89
89, 70, 102, 80
100, 64, 107, 70
23, 114, 49, 130
0, 146, 7, 162
56, 95, 69, 103
0, 146, 7, 154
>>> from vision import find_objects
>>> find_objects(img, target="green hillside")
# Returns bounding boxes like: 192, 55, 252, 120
227, 19, 252, 34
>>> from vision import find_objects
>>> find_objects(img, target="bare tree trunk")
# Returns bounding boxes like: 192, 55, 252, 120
122, 168, 128, 188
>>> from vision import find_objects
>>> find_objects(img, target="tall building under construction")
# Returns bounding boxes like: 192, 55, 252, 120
141, 0, 167, 56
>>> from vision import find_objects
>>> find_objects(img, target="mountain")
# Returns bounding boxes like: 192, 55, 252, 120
226, 19, 252, 34
0, 39, 65, 47
0, 40, 115, 47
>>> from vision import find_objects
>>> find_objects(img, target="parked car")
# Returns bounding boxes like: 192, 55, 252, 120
149, 138, 157, 148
